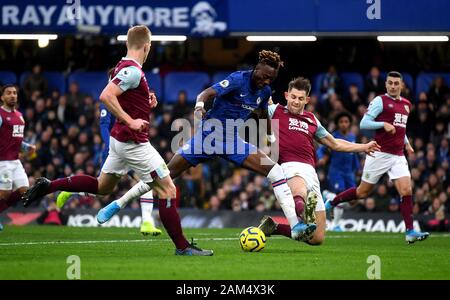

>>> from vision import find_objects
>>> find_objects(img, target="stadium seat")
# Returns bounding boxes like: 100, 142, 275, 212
340, 72, 364, 94
68, 71, 109, 100
144, 71, 162, 100
212, 71, 233, 84
415, 72, 450, 99
0, 71, 17, 85
20, 71, 66, 94
164, 72, 210, 103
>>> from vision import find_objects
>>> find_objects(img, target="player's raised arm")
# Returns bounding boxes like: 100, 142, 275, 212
318, 134, 380, 156
194, 87, 217, 119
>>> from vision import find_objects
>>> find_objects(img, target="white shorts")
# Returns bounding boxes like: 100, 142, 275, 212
281, 161, 325, 211
0, 160, 29, 190
101, 137, 170, 183
362, 151, 410, 184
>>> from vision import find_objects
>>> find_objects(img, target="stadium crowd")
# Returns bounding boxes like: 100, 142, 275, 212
1, 61, 449, 231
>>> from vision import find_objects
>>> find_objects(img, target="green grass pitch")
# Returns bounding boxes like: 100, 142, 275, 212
0, 225, 449, 280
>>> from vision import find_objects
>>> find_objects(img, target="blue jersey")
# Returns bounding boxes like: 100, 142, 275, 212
99, 103, 115, 166
179, 70, 271, 166
317, 131, 360, 192
328, 131, 360, 173
207, 71, 271, 125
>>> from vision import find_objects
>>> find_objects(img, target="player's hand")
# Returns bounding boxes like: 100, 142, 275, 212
28, 144, 36, 155
149, 93, 158, 109
129, 118, 149, 132
365, 141, 381, 157
405, 143, 414, 155
383, 122, 396, 134
194, 107, 206, 121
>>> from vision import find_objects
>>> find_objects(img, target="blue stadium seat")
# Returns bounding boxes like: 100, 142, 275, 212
144, 72, 162, 100
340, 72, 364, 93
212, 71, 233, 84
164, 72, 210, 103
20, 71, 66, 94
68, 71, 109, 100
416, 72, 450, 99
0, 71, 17, 85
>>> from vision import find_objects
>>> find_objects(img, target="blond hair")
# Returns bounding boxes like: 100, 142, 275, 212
127, 25, 151, 49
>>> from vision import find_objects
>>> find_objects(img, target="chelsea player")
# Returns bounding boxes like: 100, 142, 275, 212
318, 112, 360, 231
97, 50, 317, 250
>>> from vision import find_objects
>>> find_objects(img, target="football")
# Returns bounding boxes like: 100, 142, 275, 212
239, 226, 266, 252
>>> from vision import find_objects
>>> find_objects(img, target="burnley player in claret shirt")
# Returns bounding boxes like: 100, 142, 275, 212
325, 71, 430, 244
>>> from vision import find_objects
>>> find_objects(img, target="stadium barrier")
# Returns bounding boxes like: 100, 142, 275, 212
1, 209, 448, 233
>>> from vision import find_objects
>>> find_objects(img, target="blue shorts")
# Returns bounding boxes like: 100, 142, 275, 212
327, 170, 356, 193
178, 129, 257, 166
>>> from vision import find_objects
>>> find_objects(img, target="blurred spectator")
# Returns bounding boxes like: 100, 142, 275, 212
23, 64, 48, 100
427, 76, 449, 109
365, 66, 384, 97
320, 65, 343, 101
343, 83, 365, 114
172, 90, 192, 120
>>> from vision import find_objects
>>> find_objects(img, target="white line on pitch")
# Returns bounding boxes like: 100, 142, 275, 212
0, 234, 448, 247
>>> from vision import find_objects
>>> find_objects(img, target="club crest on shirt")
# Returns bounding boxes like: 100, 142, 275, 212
404, 105, 410, 113
219, 80, 229, 88
305, 117, 313, 124
388, 104, 394, 108
256, 97, 261, 105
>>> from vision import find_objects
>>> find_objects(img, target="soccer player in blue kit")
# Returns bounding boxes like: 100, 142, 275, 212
97, 50, 317, 252
317, 112, 360, 231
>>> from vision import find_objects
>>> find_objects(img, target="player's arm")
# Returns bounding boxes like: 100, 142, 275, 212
315, 116, 380, 155
404, 134, 414, 155
194, 87, 217, 119
21, 141, 36, 155
318, 134, 380, 156
360, 96, 395, 134
99, 67, 148, 132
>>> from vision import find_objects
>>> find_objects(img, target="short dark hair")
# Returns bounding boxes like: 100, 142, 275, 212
1, 84, 16, 96
288, 77, 311, 96
334, 111, 352, 126
387, 71, 403, 80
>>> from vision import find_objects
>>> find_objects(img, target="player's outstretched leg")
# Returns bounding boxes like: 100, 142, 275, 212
97, 180, 150, 224
22, 177, 51, 207
304, 191, 318, 224
139, 191, 162, 236
258, 215, 277, 237
56, 191, 73, 209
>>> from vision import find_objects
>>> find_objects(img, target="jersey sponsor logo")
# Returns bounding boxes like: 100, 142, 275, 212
219, 80, 229, 88
241, 104, 255, 111
393, 113, 407, 128
288, 117, 309, 134
12, 124, 24, 137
